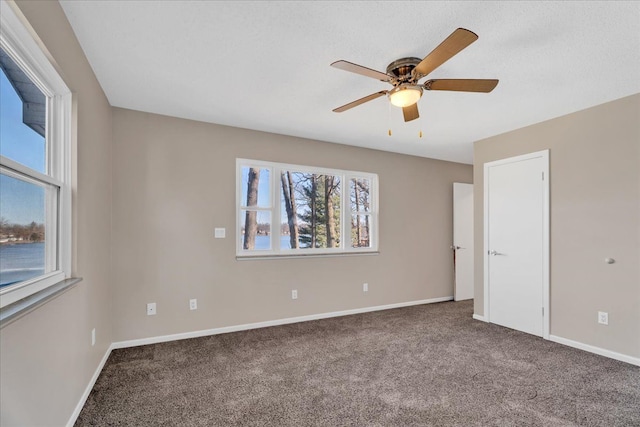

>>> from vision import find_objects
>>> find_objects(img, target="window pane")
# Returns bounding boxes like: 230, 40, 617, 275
281, 172, 340, 249
279, 171, 299, 249
240, 210, 271, 251
350, 178, 371, 213
351, 214, 371, 248
0, 172, 49, 287
240, 167, 270, 207
0, 48, 46, 174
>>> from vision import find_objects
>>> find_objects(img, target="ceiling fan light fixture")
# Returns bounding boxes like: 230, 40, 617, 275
388, 84, 423, 108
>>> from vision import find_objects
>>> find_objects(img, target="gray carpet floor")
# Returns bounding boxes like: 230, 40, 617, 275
76, 300, 640, 426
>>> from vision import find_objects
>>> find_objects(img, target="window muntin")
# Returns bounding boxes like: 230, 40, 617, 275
0, 3, 72, 309
237, 159, 377, 257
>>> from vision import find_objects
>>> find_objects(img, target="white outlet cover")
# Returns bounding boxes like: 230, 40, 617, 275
214, 228, 226, 238
91, 328, 96, 346
190, 299, 197, 310
292, 290, 298, 300
147, 302, 157, 315
598, 311, 608, 325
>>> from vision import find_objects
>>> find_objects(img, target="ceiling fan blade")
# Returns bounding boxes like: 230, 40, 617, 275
333, 91, 388, 113
424, 79, 499, 92
413, 28, 478, 79
402, 103, 419, 122
331, 60, 391, 82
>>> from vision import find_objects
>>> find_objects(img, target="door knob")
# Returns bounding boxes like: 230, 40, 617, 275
451, 245, 463, 250
488, 250, 504, 256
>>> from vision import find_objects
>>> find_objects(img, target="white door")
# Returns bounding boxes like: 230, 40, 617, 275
484, 150, 549, 338
453, 183, 474, 301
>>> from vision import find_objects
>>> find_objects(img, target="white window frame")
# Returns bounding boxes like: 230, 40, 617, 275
236, 158, 379, 258
0, 0, 72, 308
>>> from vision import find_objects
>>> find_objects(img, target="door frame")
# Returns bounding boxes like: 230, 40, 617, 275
483, 149, 550, 339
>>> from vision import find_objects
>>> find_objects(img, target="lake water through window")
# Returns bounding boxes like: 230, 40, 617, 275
0, 7, 72, 309
237, 159, 378, 257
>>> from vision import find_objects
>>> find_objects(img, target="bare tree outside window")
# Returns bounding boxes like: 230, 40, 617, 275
240, 167, 271, 251
242, 167, 260, 250
285, 172, 340, 249
280, 171, 299, 248
350, 178, 371, 248
237, 159, 376, 256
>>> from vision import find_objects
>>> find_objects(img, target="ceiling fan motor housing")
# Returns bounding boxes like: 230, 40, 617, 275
386, 57, 424, 107
386, 57, 422, 82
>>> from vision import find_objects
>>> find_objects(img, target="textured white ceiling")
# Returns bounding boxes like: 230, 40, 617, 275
59, 1, 640, 164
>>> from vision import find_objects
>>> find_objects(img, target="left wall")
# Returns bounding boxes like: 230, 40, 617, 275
0, 1, 112, 426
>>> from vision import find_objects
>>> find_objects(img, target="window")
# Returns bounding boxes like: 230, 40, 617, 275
350, 178, 373, 248
237, 159, 378, 257
0, 1, 72, 309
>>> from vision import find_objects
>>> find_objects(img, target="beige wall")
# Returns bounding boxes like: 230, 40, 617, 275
473, 94, 640, 358
1, 3, 471, 424
10, 2, 636, 424
111, 108, 471, 342
0, 1, 113, 426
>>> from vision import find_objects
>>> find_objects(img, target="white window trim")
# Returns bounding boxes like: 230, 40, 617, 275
0, 0, 72, 309
236, 158, 379, 258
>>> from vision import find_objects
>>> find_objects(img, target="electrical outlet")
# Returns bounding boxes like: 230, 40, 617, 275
291, 289, 298, 300
91, 328, 96, 346
363, 283, 369, 292
190, 298, 197, 310
214, 228, 226, 238
147, 302, 157, 316
598, 311, 608, 325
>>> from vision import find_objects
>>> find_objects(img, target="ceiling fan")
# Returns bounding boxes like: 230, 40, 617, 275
331, 28, 498, 122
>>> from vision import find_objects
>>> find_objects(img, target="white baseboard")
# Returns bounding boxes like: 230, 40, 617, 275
112, 296, 454, 350
549, 335, 639, 367
472, 314, 486, 322
66, 343, 114, 427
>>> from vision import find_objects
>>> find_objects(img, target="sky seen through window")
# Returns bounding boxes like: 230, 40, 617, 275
0, 67, 46, 225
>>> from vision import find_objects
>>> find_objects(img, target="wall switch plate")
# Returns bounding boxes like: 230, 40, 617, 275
214, 228, 226, 238
291, 289, 298, 300
147, 302, 157, 316
190, 298, 197, 310
598, 311, 608, 325
363, 283, 369, 292
91, 328, 96, 346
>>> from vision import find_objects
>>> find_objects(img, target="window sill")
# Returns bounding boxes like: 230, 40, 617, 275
236, 251, 380, 261
0, 277, 82, 328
